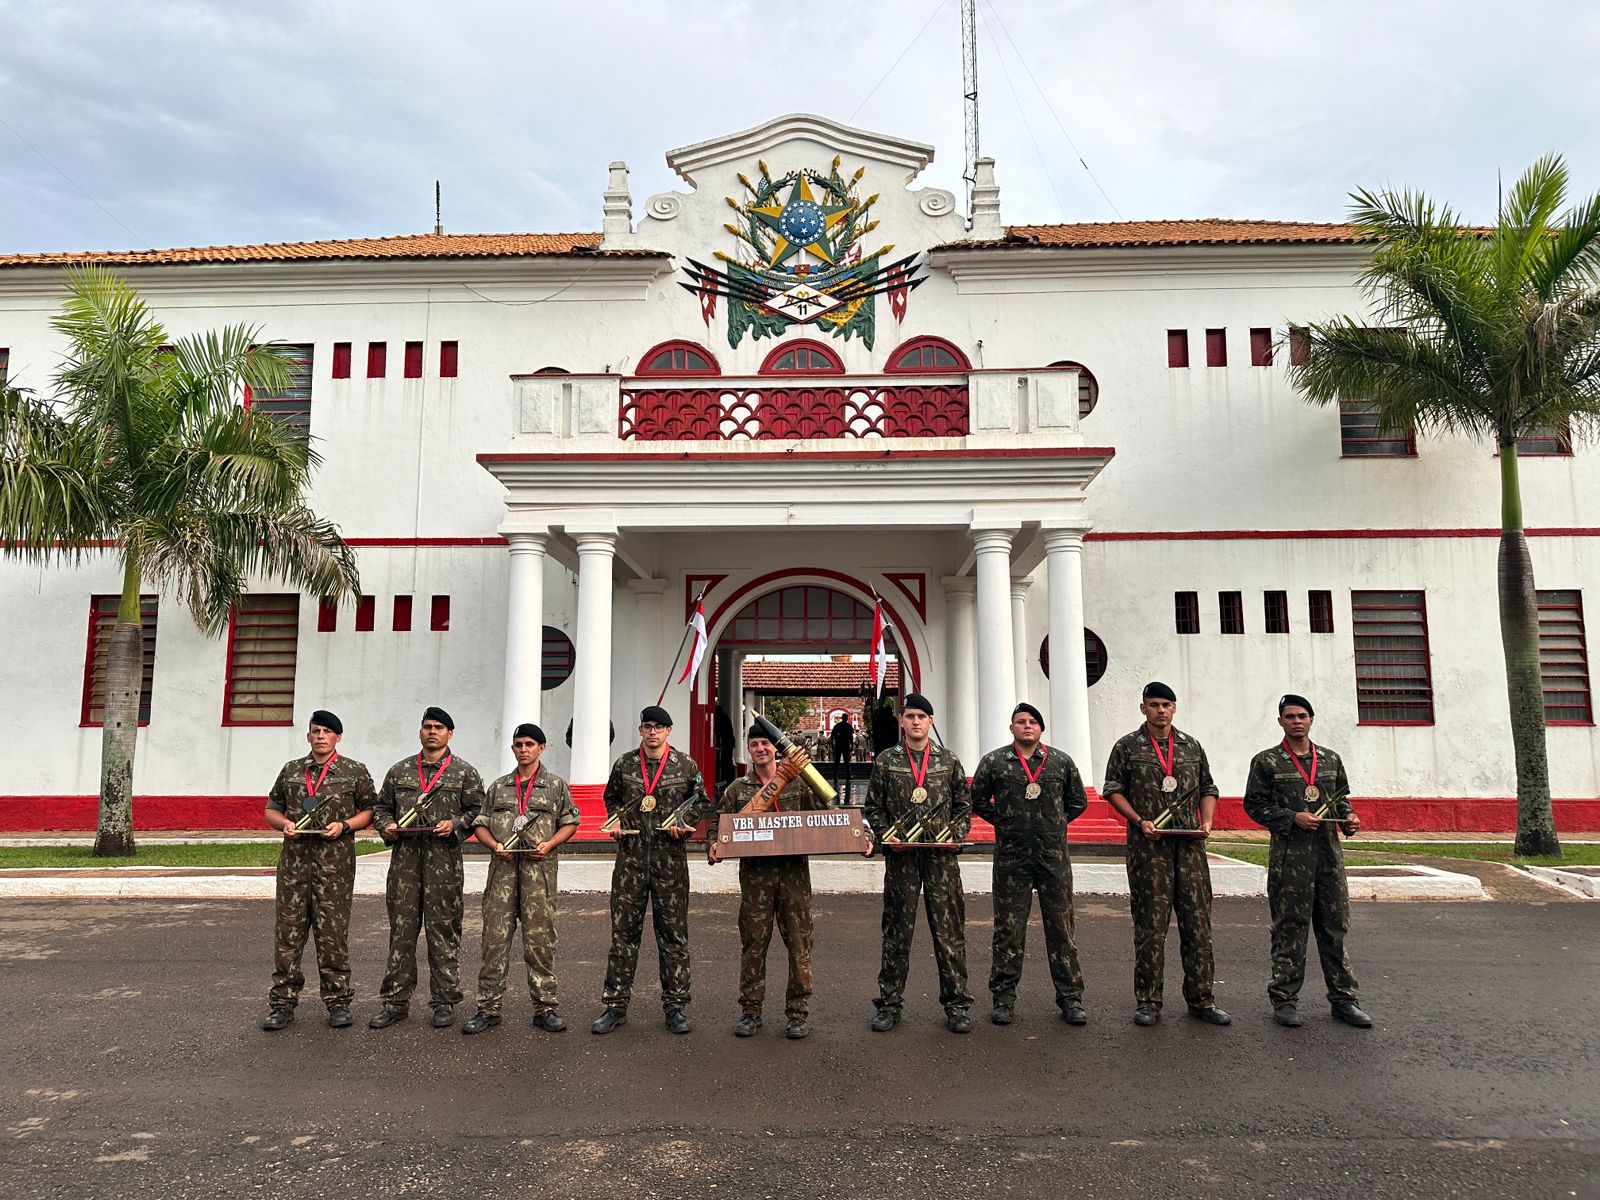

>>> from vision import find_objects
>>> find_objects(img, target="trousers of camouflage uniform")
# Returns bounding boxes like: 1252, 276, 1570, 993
990, 836, 1084, 1008
602, 838, 692, 1013
737, 857, 814, 1019
877, 849, 972, 1015
1125, 833, 1215, 1009
269, 837, 357, 1011
476, 854, 562, 1017
378, 838, 465, 1011
1267, 833, 1360, 1006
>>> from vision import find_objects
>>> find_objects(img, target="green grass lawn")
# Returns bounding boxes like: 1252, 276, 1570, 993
0, 842, 390, 870
1208, 840, 1600, 869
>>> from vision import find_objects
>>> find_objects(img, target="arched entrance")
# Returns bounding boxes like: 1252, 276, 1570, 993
687, 574, 922, 791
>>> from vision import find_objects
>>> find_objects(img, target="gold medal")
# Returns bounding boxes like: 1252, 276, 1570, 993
910, 786, 929, 804
1024, 782, 1042, 800
1161, 775, 1178, 793
641, 794, 657, 813
1304, 785, 1320, 802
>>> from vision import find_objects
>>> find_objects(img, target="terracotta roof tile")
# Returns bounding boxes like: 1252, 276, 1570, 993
937, 219, 1366, 251
0, 232, 665, 269
740, 661, 903, 692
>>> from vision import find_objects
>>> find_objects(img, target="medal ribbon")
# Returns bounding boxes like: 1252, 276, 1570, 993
416, 752, 454, 795
304, 752, 338, 800
1147, 732, 1176, 778
908, 744, 932, 791
515, 766, 540, 816
639, 748, 669, 798
1280, 739, 1318, 793
1014, 745, 1046, 788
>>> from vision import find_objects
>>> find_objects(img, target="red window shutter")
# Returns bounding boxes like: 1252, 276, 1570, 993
316, 600, 337, 632
404, 341, 423, 379
429, 595, 451, 632
355, 595, 375, 632
367, 343, 386, 379
222, 595, 299, 725
1166, 330, 1189, 368
1289, 327, 1309, 366
393, 595, 413, 632
332, 343, 352, 379
439, 341, 458, 378
1206, 329, 1227, 367
1250, 328, 1273, 366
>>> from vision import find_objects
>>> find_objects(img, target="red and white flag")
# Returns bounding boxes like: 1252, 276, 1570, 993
870, 598, 895, 698
677, 598, 708, 684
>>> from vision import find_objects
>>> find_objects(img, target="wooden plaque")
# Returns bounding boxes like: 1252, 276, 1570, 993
714, 809, 872, 858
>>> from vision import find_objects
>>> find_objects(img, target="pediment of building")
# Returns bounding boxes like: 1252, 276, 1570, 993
664, 113, 935, 186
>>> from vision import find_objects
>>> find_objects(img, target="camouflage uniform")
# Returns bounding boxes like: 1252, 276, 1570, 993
718, 773, 826, 1020
1102, 728, 1219, 1011
471, 767, 581, 1018
600, 747, 711, 1013
265, 754, 376, 1012
1243, 743, 1360, 1007
971, 743, 1088, 1010
864, 743, 973, 1017
372, 754, 486, 1013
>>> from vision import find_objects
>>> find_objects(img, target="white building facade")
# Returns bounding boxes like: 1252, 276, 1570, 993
1, 114, 1595, 833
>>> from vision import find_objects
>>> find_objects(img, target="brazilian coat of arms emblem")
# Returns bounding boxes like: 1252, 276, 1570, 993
680, 156, 925, 350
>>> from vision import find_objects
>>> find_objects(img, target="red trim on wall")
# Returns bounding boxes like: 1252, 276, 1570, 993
344, 536, 505, 547
883, 572, 928, 622
1086, 527, 1600, 542
685, 574, 729, 619
478, 447, 1117, 465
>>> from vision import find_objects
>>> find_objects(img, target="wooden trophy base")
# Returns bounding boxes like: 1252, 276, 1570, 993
715, 809, 873, 858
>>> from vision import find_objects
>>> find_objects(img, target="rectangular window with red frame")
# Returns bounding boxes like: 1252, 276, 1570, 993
1205, 329, 1227, 367
439, 341, 458, 378
0, 347, 10, 383
430, 595, 451, 632
1538, 589, 1592, 724
1219, 590, 1245, 634
1264, 590, 1290, 633
1516, 422, 1573, 456
393, 595, 413, 632
316, 599, 337, 632
1174, 591, 1200, 634
1166, 330, 1189, 368
355, 595, 375, 632
1352, 590, 1434, 723
332, 342, 352, 379
1340, 401, 1416, 457
404, 341, 423, 379
1309, 589, 1335, 634
223, 595, 300, 725
1250, 328, 1273, 366
1289, 326, 1309, 366
82, 595, 159, 726
248, 343, 313, 443
367, 342, 387, 379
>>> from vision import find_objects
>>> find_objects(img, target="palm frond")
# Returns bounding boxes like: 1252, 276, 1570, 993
0, 385, 113, 559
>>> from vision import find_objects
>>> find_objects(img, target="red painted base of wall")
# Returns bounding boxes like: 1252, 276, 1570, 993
5, 792, 1599, 837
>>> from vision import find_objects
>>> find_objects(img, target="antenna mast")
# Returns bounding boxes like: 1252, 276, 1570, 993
434, 180, 443, 235
961, 0, 979, 225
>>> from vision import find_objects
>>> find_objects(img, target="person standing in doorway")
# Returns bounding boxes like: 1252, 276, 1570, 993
830, 712, 856, 804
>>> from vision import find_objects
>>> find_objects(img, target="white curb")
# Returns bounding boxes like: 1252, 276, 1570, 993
1523, 864, 1600, 898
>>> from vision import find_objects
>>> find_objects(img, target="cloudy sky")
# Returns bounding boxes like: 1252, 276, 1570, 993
2, 0, 1596, 254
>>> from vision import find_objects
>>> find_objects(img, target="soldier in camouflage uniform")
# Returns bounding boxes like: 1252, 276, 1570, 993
370, 706, 486, 1030
971, 702, 1089, 1027
591, 705, 712, 1036
864, 693, 973, 1033
1243, 693, 1373, 1029
463, 722, 581, 1035
709, 726, 825, 1040
1102, 682, 1231, 1027
260, 710, 376, 1031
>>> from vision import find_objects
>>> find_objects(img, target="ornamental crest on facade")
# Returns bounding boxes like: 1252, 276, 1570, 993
680, 156, 925, 350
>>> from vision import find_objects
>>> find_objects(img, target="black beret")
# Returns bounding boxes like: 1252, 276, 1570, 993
902, 693, 934, 716
1011, 702, 1045, 730
640, 705, 673, 727
422, 706, 454, 730
747, 723, 774, 742
1278, 694, 1315, 717
308, 709, 343, 735
513, 722, 547, 744
1142, 681, 1177, 703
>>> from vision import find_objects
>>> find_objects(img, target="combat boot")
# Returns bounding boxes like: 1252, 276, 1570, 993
431, 1005, 456, 1029
532, 1011, 568, 1033
946, 1011, 972, 1034
869, 1008, 901, 1032
733, 1012, 762, 1037
1060, 1001, 1087, 1026
1332, 1002, 1373, 1028
1188, 1005, 1232, 1026
260, 1007, 293, 1032
665, 1008, 692, 1035
990, 1004, 1014, 1026
462, 1010, 501, 1035
591, 1007, 627, 1035
1274, 1004, 1303, 1028
326, 1006, 353, 1029
1132, 1004, 1160, 1026
785, 1018, 810, 1040
368, 1008, 407, 1029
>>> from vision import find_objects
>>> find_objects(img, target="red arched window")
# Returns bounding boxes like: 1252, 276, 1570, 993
1048, 360, 1099, 418
759, 338, 845, 375
635, 340, 721, 376
885, 335, 971, 373
534, 366, 571, 375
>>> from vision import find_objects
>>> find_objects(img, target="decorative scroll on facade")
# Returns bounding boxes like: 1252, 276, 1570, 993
618, 381, 969, 440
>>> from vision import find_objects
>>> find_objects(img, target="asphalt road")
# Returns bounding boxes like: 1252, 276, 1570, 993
0, 894, 1594, 1199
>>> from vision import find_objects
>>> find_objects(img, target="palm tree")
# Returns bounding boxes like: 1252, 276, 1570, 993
0, 267, 360, 856
1292, 154, 1600, 857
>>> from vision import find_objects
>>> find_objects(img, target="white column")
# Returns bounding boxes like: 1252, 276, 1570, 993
972, 527, 1017, 750
941, 576, 979, 768
625, 578, 667, 729
499, 533, 548, 773
570, 532, 618, 787
724, 650, 746, 764
1044, 526, 1093, 781
1010, 577, 1032, 707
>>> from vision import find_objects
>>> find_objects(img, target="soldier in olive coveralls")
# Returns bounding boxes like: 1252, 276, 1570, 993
260, 709, 376, 1031
463, 722, 580, 1035
1243, 693, 1373, 1029
370, 706, 486, 1030
1102, 682, 1231, 1028
971, 702, 1089, 1026
864, 693, 973, 1034
591, 705, 712, 1036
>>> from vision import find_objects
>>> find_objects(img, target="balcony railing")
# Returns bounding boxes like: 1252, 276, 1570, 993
618, 375, 969, 441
